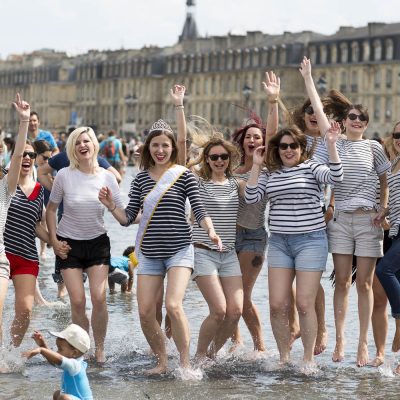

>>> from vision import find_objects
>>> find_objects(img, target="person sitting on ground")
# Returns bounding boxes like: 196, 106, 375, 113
108, 246, 138, 294
23, 324, 93, 400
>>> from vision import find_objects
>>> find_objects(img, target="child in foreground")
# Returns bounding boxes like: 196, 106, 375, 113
108, 245, 138, 294
23, 324, 93, 400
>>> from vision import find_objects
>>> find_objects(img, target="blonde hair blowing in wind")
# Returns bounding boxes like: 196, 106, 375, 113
66, 127, 99, 170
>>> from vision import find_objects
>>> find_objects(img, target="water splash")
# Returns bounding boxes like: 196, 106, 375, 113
173, 366, 203, 381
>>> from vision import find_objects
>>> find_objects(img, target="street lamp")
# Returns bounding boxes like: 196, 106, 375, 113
242, 84, 253, 106
316, 76, 327, 94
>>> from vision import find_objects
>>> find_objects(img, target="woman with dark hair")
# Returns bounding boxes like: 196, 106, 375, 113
46, 126, 122, 363
187, 135, 244, 361
300, 57, 390, 367
245, 124, 343, 366
0, 94, 31, 344
99, 120, 220, 375
230, 71, 280, 352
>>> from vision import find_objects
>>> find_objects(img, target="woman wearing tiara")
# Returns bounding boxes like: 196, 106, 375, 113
99, 117, 221, 375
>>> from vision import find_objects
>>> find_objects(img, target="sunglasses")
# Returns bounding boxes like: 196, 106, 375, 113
278, 143, 300, 150
304, 106, 314, 115
392, 132, 400, 140
347, 113, 367, 122
208, 153, 229, 161
23, 151, 37, 159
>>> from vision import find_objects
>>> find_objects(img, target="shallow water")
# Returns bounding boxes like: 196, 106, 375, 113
1, 167, 400, 399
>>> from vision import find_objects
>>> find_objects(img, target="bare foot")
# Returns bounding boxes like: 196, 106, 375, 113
357, 343, 369, 367
392, 330, 400, 352
314, 329, 328, 356
368, 356, 384, 367
95, 349, 106, 364
332, 341, 344, 362
228, 340, 244, 353
394, 364, 400, 375
143, 364, 167, 375
289, 330, 301, 349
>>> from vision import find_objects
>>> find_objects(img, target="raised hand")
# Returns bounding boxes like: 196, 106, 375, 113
325, 121, 341, 144
262, 71, 280, 101
253, 146, 266, 166
98, 186, 114, 209
170, 84, 186, 106
32, 331, 46, 347
12, 93, 30, 121
299, 56, 312, 78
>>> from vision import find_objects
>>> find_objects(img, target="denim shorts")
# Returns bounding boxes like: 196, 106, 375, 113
235, 226, 268, 256
268, 230, 328, 271
327, 211, 384, 258
192, 247, 241, 279
137, 245, 194, 276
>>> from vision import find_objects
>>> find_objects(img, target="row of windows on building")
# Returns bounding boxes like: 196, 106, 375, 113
0, 37, 397, 86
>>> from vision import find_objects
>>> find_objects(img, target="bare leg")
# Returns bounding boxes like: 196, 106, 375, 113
370, 275, 388, 366
268, 267, 295, 363
137, 274, 167, 374
11, 274, 36, 347
87, 265, 109, 363
0, 277, 9, 344
57, 282, 68, 299
393, 319, 400, 352
234, 251, 265, 351
296, 271, 323, 363
332, 253, 353, 362
165, 267, 192, 369
289, 284, 300, 347
61, 268, 89, 332
210, 276, 243, 356
34, 281, 50, 306
314, 284, 328, 355
195, 275, 227, 359
355, 256, 376, 367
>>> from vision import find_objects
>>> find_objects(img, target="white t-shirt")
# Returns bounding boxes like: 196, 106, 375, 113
50, 167, 123, 240
0, 175, 13, 254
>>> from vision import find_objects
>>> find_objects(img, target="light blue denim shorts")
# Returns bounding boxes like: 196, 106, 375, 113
137, 245, 194, 276
267, 230, 328, 271
192, 247, 241, 279
235, 226, 268, 256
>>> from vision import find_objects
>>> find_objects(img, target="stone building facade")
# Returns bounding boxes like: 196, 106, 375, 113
0, 11, 399, 138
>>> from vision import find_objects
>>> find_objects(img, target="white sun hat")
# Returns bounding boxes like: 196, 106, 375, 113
50, 324, 90, 353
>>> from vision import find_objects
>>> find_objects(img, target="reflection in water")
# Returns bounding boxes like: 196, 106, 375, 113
1, 168, 400, 399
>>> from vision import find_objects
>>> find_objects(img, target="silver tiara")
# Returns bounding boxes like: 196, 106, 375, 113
149, 119, 173, 134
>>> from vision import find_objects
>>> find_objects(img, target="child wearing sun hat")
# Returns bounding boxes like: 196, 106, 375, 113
23, 324, 93, 400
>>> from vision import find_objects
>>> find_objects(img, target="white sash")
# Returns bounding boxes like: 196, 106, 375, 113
135, 164, 187, 252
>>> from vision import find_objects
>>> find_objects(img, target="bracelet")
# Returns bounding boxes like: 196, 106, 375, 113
327, 205, 335, 211
268, 98, 278, 104
20, 119, 30, 122
108, 204, 117, 212
175, 105, 184, 109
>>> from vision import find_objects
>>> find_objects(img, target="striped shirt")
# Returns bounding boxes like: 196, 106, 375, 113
50, 167, 123, 240
334, 139, 390, 211
0, 175, 14, 255
245, 161, 343, 234
5, 182, 44, 261
125, 169, 207, 259
192, 177, 239, 252
235, 171, 267, 229
388, 157, 400, 238
307, 135, 329, 164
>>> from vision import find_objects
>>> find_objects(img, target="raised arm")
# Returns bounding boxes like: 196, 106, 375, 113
170, 85, 187, 165
299, 57, 330, 136
262, 71, 280, 144
7, 94, 30, 195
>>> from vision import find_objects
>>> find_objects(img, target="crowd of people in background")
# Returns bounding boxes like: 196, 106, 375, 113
0, 56, 400, 398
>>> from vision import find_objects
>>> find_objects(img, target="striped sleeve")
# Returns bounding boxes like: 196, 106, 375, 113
125, 175, 142, 225
371, 140, 391, 175
49, 169, 65, 205
245, 172, 268, 204
309, 161, 343, 185
185, 170, 207, 225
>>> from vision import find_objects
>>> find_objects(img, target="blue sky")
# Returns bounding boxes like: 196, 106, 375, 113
0, 0, 398, 58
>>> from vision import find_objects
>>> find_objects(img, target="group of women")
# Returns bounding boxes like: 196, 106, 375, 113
0, 56, 399, 376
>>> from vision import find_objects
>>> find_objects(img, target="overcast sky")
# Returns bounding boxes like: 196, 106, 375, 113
0, 0, 398, 58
